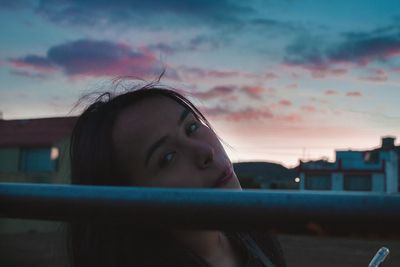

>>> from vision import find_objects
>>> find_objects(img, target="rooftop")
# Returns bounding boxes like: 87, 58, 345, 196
0, 117, 77, 147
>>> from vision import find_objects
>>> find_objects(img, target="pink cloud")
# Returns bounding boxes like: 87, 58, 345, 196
179, 66, 241, 79
201, 106, 230, 117
286, 83, 298, 89
201, 104, 277, 122
264, 72, 278, 80
310, 97, 329, 104
9, 55, 57, 73
301, 105, 317, 113
324, 89, 338, 96
242, 73, 260, 79
309, 67, 348, 79
358, 68, 388, 82
277, 113, 302, 122
283, 62, 348, 79
226, 107, 274, 121
381, 46, 400, 59
192, 85, 236, 100
278, 99, 292, 106
241, 85, 264, 99
346, 91, 362, 97
207, 70, 240, 78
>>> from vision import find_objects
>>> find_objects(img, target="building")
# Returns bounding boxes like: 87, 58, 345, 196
0, 117, 77, 184
233, 161, 298, 189
298, 137, 399, 193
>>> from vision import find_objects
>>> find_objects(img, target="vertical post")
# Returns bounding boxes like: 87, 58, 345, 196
331, 172, 343, 191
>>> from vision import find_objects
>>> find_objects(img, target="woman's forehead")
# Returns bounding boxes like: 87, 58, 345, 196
112, 96, 187, 151
116, 96, 186, 127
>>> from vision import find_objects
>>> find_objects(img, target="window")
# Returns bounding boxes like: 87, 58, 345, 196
344, 174, 371, 191
305, 174, 331, 190
19, 147, 58, 172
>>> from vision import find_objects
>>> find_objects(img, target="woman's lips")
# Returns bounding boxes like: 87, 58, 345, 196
213, 166, 234, 188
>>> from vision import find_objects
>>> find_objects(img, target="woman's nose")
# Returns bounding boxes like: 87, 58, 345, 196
194, 141, 215, 169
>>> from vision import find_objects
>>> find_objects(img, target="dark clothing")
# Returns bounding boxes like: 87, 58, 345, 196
231, 232, 286, 267
167, 231, 287, 267
69, 224, 287, 267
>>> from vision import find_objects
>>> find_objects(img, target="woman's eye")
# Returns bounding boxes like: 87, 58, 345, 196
186, 122, 199, 135
159, 152, 175, 168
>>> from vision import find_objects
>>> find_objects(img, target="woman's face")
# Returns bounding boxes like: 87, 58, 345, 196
112, 96, 241, 189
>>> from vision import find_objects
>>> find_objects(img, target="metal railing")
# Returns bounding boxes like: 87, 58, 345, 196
1, 182, 400, 232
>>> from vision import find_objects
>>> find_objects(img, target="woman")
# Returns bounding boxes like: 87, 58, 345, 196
68, 82, 286, 267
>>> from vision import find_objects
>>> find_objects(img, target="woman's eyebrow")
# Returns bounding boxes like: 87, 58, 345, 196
145, 108, 190, 166
177, 108, 190, 125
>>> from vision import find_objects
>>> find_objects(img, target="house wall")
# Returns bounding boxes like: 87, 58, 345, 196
51, 137, 71, 184
337, 151, 383, 170
299, 173, 305, 190
0, 138, 71, 234
381, 151, 399, 193
331, 173, 343, 191
0, 137, 71, 184
0, 147, 19, 173
300, 148, 400, 193
372, 173, 385, 192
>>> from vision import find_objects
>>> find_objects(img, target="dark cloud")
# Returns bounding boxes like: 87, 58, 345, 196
284, 35, 327, 68
284, 26, 400, 70
35, 0, 253, 27
250, 18, 302, 34
189, 35, 221, 50
329, 35, 400, 65
0, 0, 33, 9
9, 39, 160, 78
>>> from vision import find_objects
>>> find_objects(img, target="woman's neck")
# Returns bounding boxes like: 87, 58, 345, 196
172, 230, 241, 267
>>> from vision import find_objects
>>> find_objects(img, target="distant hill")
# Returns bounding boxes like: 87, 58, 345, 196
233, 161, 298, 189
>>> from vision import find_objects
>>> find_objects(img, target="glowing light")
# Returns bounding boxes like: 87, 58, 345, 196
295, 177, 300, 183
51, 147, 59, 160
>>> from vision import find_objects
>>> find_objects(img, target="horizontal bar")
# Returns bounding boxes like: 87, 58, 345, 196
1, 183, 400, 232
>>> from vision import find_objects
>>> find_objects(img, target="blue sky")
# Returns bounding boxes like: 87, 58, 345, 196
1, 0, 399, 166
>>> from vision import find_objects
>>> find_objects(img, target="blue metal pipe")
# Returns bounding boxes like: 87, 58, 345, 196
1, 183, 399, 232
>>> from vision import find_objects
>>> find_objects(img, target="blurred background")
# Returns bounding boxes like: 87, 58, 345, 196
1, 0, 400, 266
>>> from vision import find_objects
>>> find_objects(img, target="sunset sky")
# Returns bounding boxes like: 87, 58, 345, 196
1, 0, 400, 167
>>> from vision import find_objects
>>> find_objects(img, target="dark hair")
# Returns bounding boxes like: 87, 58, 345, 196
68, 84, 213, 267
